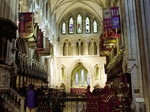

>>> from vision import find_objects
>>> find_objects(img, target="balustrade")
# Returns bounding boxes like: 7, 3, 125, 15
3, 87, 25, 112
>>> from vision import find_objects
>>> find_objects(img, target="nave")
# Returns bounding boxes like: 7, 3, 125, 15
0, 0, 150, 112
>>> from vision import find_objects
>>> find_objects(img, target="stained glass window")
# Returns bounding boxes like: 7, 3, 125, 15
62, 22, 66, 34
77, 14, 82, 33
87, 73, 90, 85
61, 14, 99, 34
69, 17, 74, 34
75, 73, 78, 86
85, 17, 90, 33
72, 68, 90, 87
81, 70, 84, 86
93, 20, 98, 33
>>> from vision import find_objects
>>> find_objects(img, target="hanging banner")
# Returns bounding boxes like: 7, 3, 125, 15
105, 29, 120, 38
103, 7, 120, 30
19, 12, 34, 38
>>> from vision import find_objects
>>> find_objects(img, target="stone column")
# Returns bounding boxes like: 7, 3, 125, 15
60, 45, 63, 56
123, 0, 144, 111
138, 0, 150, 111
96, 43, 99, 56
84, 43, 88, 55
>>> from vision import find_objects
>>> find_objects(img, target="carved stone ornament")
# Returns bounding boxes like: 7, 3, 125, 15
0, 64, 11, 92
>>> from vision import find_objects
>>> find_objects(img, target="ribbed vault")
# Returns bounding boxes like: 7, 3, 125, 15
49, 0, 106, 24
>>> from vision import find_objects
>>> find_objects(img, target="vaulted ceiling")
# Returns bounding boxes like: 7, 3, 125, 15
49, 0, 108, 24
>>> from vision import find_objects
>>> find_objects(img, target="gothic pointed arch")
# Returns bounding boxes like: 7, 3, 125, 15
65, 59, 95, 91
60, 64, 66, 81
71, 64, 88, 87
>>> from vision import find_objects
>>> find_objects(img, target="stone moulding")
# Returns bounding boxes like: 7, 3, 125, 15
0, 64, 11, 93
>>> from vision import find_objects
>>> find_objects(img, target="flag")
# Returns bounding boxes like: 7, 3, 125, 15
102, 7, 120, 30
19, 12, 33, 34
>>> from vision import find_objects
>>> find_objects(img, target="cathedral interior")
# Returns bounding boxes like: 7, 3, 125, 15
0, 0, 150, 112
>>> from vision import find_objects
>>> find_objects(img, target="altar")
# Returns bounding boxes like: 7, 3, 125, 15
70, 87, 86, 94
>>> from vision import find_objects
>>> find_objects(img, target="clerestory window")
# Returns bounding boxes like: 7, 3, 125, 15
61, 14, 98, 34
93, 20, 98, 33
77, 14, 82, 33
62, 22, 66, 34
69, 17, 74, 34
85, 16, 90, 33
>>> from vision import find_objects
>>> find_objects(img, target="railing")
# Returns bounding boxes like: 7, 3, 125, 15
63, 94, 86, 112
36, 78, 132, 112
36, 93, 87, 112
4, 87, 25, 112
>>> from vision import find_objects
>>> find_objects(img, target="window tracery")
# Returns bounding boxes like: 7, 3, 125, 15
61, 13, 99, 34
85, 16, 90, 33
62, 22, 66, 34
77, 14, 82, 33
71, 68, 90, 87
93, 20, 98, 33
69, 17, 74, 34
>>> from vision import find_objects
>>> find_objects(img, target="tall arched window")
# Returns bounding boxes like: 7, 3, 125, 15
85, 16, 90, 33
87, 73, 90, 85
81, 70, 84, 86
75, 73, 78, 86
60, 13, 99, 34
71, 66, 89, 87
77, 14, 82, 33
62, 22, 66, 34
69, 17, 74, 34
93, 20, 98, 33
